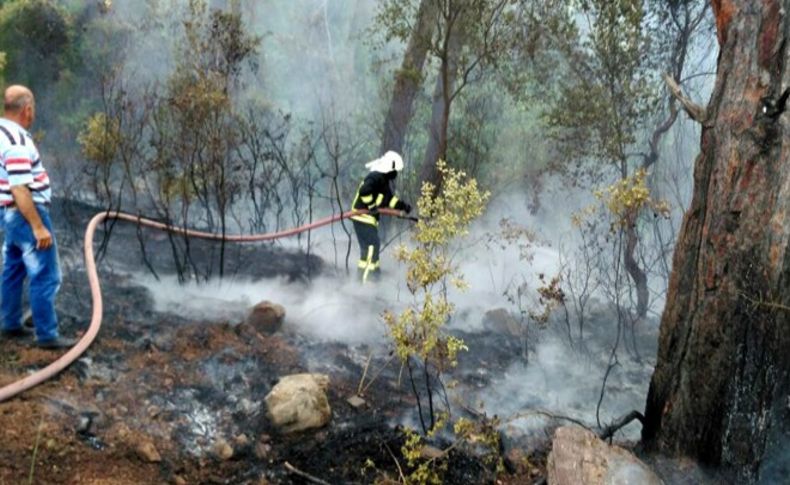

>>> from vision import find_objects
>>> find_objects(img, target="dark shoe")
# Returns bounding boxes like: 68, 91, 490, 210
36, 337, 77, 349
1, 326, 34, 338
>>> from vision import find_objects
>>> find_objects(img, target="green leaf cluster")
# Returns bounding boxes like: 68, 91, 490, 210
385, 160, 489, 370
77, 112, 121, 167
0, 0, 75, 95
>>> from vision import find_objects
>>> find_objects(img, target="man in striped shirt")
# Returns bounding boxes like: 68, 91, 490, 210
0, 85, 72, 349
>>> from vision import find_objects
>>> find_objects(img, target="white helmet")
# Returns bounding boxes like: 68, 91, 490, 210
365, 150, 404, 173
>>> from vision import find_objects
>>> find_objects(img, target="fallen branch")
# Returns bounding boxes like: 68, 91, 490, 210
284, 461, 331, 485
597, 410, 646, 441
361, 353, 398, 395
506, 409, 592, 432
663, 73, 706, 124
385, 443, 407, 483
357, 350, 374, 395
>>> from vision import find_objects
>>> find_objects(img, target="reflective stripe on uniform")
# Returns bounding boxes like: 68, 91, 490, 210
350, 213, 378, 226
358, 259, 380, 269
362, 245, 375, 283
375, 193, 384, 206
360, 194, 373, 204
389, 196, 399, 209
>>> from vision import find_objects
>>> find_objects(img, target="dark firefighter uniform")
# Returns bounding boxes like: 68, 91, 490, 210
351, 170, 410, 282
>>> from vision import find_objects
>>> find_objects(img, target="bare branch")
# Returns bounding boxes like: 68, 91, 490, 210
663, 73, 706, 123
284, 462, 332, 485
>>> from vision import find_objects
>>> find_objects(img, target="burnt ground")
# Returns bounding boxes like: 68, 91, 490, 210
0, 200, 538, 484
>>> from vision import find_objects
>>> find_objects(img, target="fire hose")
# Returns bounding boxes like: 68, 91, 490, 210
0, 207, 413, 403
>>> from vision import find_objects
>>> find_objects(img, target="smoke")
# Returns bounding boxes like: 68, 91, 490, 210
57, 0, 718, 448
101, 0, 385, 119
127, 188, 656, 443
131, 272, 408, 345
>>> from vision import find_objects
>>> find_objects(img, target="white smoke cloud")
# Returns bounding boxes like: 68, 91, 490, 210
127, 188, 654, 442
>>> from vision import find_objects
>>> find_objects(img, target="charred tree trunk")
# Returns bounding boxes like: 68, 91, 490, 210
380, 0, 436, 155
643, 1, 790, 481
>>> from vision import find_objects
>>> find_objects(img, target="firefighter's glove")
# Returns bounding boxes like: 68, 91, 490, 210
368, 206, 379, 216
402, 203, 412, 215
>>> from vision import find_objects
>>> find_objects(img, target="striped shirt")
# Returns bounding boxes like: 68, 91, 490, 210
0, 118, 51, 206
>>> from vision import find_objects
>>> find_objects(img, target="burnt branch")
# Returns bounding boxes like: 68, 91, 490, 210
761, 87, 790, 119
663, 73, 707, 124
597, 410, 646, 441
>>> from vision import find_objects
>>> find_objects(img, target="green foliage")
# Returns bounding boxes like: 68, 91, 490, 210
374, 0, 423, 45
592, 168, 670, 229
77, 112, 121, 166
570, 168, 671, 235
0, 0, 74, 94
397, 414, 504, 485
539, 0, 659, 169
401, 427, 446, 485
385, 160, 489, 369
0, 50, 5, 95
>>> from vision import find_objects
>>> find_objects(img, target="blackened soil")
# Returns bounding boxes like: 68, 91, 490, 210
0, 198, 529, 484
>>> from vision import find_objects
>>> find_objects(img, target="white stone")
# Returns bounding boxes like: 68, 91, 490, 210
547, 426, 663, 485
265, 374, 331, 433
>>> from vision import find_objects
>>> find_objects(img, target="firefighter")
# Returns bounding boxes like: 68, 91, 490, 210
350, 151, 412, 283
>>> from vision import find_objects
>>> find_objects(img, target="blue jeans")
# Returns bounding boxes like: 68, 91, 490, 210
1, 205, 61, 342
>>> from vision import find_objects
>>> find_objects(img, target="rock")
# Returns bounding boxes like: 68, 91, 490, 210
254, 440, 272, 460
505, 447, 530, 475
264, 373, 331, 433
246, 301, 285, 334
484, 308, 522, 337
233, 433, 250, 448
346, 395, 366, 408
213, 438, 234, 460
547, 426, 663, 485
173, 476, 187, 485
76, 414, 93, 435
135, 439, 162, 463
237, 398, 256, 415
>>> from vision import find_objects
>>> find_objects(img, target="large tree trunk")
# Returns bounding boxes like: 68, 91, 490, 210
642, 1, 790, 481
379, 0, 436, 155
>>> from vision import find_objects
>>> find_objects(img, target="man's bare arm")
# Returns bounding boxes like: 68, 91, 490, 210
9, 185, 51, 249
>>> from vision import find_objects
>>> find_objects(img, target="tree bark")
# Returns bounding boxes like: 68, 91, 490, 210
419, 65, 455, 187
380, 0, 436, 155
642, 1, 790, 481
624, 220, 649, 318
419, 18, 461, 187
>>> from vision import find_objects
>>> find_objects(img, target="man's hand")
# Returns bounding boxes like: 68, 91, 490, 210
33, 225, 52, 250
10, 185, 51, 250
402, 203, 412, 214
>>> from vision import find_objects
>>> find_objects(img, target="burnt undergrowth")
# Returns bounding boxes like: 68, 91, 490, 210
0, 197, 516, 484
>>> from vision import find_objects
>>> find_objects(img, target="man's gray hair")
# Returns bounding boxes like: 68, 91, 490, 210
4, 91, 33, 113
